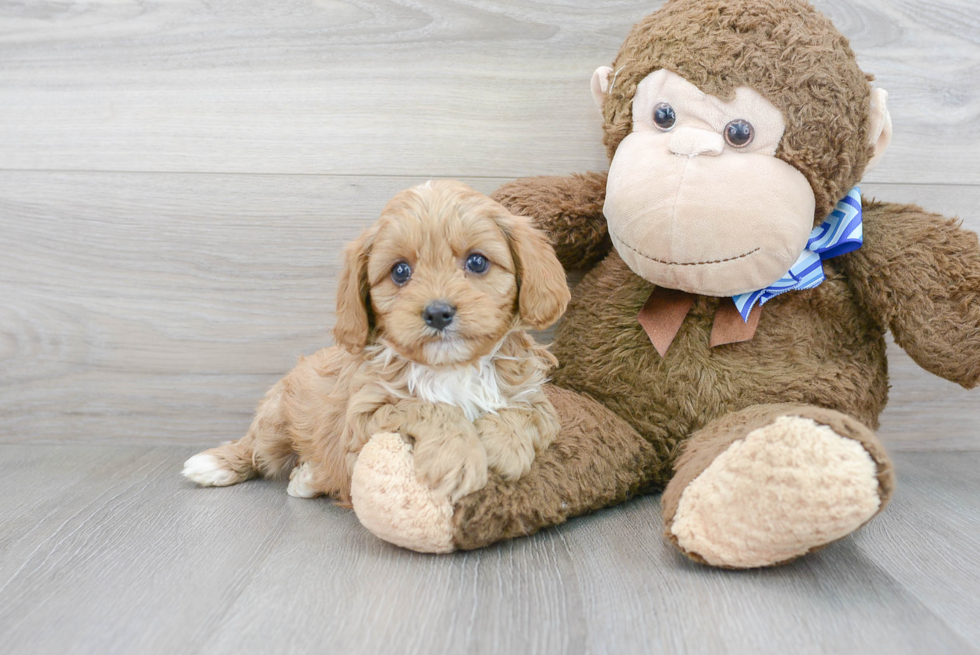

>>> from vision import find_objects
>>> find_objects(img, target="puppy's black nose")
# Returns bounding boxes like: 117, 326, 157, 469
423, 302, 456, 331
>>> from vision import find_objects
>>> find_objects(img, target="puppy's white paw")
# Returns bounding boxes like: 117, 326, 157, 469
182, 453, 238, 487
287, 461, 321, 499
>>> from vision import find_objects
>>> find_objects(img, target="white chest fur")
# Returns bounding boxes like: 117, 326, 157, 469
373, 345, 541, 422
404, 357, 510, 422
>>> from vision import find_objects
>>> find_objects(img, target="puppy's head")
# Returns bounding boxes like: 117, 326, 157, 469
334, 180, 570, 366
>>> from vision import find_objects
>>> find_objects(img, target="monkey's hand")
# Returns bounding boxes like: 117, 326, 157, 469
843, 199, 980, 388
491, 172, 611, 270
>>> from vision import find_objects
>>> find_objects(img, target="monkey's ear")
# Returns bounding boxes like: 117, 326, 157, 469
333, 226, 376, 353
497, 212, 571, 331
865, 88, 893, 174
591, 66, 614, 110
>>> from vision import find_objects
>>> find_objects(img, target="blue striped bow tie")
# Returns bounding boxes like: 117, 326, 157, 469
732, 187, 863, 322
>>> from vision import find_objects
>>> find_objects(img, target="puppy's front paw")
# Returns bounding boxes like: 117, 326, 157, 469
477, 413, 536, 482
413, 434, 488, 504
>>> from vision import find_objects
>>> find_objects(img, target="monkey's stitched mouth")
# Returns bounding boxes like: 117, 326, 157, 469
611, 230, 760, 266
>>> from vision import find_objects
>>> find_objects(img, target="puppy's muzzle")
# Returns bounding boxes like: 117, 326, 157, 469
423, 302, 456, 331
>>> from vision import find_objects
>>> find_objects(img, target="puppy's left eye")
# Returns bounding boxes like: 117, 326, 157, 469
464, 253, 489, 274
391, 261, 412, 285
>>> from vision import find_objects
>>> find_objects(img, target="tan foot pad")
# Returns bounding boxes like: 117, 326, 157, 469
670, 416, 881, 568
351, 432, 456, 553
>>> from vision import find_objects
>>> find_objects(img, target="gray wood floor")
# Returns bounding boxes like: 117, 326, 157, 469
2, 1, 980, 653
0, 446, 977, 655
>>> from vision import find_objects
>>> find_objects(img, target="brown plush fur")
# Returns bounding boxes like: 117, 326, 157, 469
444, 0, 980, 556
186, 181, 569, 504
550, 248, 890, 486
842, 200, 980, 389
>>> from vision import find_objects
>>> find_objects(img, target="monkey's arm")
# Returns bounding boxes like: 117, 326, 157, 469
491, 172, 611, 270
842, 200, 980, 389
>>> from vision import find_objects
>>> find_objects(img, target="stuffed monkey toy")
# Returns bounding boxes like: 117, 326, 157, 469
349, 0, 980, 568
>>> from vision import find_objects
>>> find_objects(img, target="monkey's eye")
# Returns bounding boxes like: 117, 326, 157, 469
464, 253, 490, 274
653, 103, 677, 131
391, 261, 412, 285
724, 119, 754, 148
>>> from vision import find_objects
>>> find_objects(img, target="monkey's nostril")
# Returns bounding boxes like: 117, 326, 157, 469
423, 302, 456, 331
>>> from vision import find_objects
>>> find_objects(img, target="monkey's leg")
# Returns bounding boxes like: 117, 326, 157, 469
350, 385, 663, 553
662, 403, 895, 569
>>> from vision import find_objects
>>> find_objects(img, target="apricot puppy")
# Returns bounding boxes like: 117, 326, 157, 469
183, 180, 570, 504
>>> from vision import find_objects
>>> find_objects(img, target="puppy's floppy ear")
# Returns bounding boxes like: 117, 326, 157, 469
496, 211, 570, 330
333, 225, 376, 353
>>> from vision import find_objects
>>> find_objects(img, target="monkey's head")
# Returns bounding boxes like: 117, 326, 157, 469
592, 0, 893, 296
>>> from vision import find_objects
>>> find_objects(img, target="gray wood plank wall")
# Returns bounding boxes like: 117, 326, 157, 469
2, 0, 979, 450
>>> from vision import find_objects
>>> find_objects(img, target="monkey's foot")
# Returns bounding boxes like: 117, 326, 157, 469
351, 432, 456, 553
664, 412, 888, 568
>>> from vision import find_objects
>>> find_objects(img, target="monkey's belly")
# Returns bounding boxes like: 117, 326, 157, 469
551, 253, 889, 467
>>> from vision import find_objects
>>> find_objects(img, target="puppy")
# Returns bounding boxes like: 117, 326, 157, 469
183, 180, 571, 504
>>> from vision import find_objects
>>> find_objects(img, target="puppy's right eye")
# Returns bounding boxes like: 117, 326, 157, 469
464, 253, 489, 274
391, 261, 412, 286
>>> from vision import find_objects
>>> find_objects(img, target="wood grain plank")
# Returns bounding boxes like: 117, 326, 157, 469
855, 452, 980, 645
0, 0, 978, 184
0, 445, 976, 655
2, 173, 979, 449
0, 445, 293, 655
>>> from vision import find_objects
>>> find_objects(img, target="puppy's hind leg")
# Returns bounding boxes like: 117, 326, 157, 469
183, 382, 296, 488
183, 438, 258, 487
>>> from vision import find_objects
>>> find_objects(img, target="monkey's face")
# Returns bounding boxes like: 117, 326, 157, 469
600, 70, 817, 296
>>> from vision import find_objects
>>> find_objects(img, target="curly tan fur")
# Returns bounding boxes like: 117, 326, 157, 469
185, 181, 568, 505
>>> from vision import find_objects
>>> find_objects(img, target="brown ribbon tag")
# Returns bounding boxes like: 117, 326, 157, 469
709, 299, 762, 347
637, 287, 696, 358
637, 288, 761, 356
